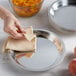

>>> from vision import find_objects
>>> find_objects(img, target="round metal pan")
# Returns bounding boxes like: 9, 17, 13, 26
8, 30, 65, 71
48, 0, 76, 33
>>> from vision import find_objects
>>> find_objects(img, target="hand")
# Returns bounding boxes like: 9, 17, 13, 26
4, 15, 25, 39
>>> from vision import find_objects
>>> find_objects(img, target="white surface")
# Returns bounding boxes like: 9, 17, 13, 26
0, 0, 76, 76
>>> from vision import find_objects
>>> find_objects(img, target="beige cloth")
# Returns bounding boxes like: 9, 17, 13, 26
5, 36, 36, 52
24, 26, 35, 41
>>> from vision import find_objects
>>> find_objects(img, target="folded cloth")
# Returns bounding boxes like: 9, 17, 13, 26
2, 26, 37, 58
5, 36, 36, 52
24, 26, 36, 41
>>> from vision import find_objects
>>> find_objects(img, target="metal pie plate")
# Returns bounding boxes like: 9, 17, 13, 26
8, 30, 65, 71
48, 0, 76, 33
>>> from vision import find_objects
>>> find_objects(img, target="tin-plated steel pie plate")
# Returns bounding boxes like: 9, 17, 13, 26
48, 0, 76, 33
8, 30, 65, 71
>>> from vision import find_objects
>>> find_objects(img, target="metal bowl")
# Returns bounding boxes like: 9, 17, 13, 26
48, 0, 76, 33
8, 29, 65, 71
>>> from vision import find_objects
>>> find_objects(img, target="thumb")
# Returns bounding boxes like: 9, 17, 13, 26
15, 22, 25, 33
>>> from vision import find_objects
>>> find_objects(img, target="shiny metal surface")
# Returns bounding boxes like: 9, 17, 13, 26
48, 0, 76, 33
9, 30, 65, 71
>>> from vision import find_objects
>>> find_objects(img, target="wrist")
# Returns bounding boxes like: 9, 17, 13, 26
4, 13, 16, 21
0, 6, 15, 20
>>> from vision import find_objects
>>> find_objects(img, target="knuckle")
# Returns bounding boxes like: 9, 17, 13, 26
4, 28, 8, 32
7, 26, 12, 30
8, 28, 14, 32
9, 29, 13, 32
16, 19, 18, 22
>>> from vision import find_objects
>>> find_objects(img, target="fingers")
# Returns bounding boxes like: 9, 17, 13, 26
15, 21, 25, 33
4, 18, 25, 39
6, 28, 24, 39
10, 30, 24, 39
4, 26, 25, 39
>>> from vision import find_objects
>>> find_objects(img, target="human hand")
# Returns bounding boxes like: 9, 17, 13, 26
4, 15, 25, 39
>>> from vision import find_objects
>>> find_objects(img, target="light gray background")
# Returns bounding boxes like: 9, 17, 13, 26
0, 0, 76, 76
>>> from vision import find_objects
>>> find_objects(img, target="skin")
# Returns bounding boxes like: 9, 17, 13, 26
0, 6, 25, 39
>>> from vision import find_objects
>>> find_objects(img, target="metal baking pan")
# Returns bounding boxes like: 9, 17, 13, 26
48, 0, 76, 33
8, 29, 65, 71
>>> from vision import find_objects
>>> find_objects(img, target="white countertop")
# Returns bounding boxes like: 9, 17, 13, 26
0, 0, 76, 76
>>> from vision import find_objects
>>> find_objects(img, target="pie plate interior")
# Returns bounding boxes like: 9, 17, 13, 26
8, 29, 66, 71
48, 0, 76, 33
